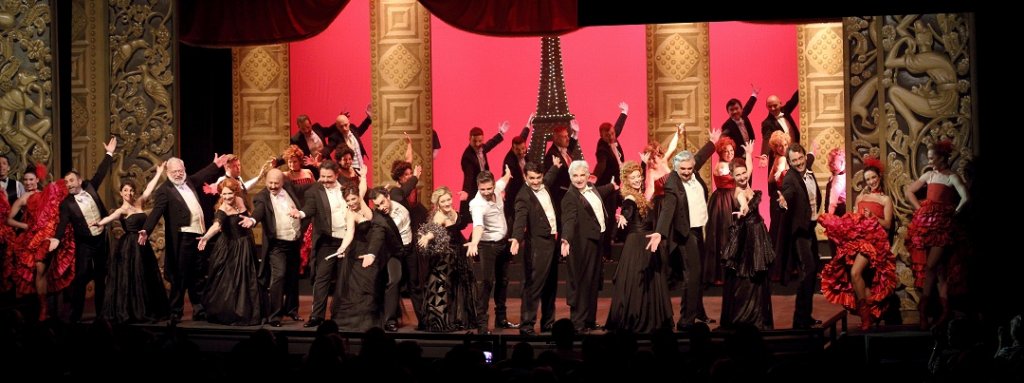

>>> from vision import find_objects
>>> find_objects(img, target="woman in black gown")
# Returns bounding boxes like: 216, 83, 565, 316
417, 186, 477, 332
92, 163, 168, 323
333, 183, 378, 332
720, 156, 775, 330
198, 178, 262, 325
605, 161, 673, 333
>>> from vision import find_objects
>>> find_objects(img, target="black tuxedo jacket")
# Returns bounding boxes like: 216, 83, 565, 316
499, 127, 531, 216
460, 131, 505, 198
325, 116, 372, 161
760, 90, 801, 161
289, 124, 333, 156
779, 162, 822, 234
299, 182, 346, 248
542, 136, 582, 212
142, 162, 221, 276
654, 141, 714, 242
56, 154, 113, 240
511, 165, 560, 248
593, 113, 627, 186
368, 210, 402, 260
721, 95, 757, 159
560, 183, 616, 247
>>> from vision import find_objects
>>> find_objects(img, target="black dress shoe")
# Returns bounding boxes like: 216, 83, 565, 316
192, 312, 207, 321
169, 315, 182, 325
495, 320, 520, 329
303, 318, 324, 328
268, 320, 282, 327
519, 327, 536, 336
698, 317, 717, 324
540, 325, 553, 333
384, 322, 399, 332
289, 314, 303, 322
586, 323, 603, 330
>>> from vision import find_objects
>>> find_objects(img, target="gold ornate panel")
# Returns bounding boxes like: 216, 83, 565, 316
645, 23, 711, 170
371, 0, 433, 202
71, 0, 111, 205
232, 44, 291, 244
0, 0, 56, 177
845, 14, 976, 310
108, 0, 175, 261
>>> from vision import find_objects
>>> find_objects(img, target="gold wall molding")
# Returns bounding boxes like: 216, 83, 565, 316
645, 23, 711, 170
0, 0, 56, 176
108, 0, 175, 260
71, 0, 110, 205
844, 14, 976, 311
370, 0, 433, 199
232, 44, 291, 244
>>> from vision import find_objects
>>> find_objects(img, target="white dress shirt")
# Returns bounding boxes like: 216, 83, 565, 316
681, 177, 708, 228
580, 186, 606, 233
175, 183, 205, 234
534, 187, 558, 235
270, 189, 300, 241
389, 202, 412, 246
470, 178, 509, 241
325, 185, 347, 239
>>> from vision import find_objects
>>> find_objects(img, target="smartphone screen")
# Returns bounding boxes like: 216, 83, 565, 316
483, 350, 493, 364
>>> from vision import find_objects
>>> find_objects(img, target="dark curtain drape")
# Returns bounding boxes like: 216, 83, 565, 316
179, 0, 350, 47
418, 0, 577, 36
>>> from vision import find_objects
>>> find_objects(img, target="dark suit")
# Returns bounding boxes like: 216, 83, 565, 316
561, 182, 615, 329
55, 153, 113, 322
779, 163, 822, 328
251, 184, 304, 322
142, 162, 221, 318
654, 142, 715, 326
289, 124, 332, 156
722, 95, 757, 159
387, 180, 427, 327
460, 132, 505, 213
593, 113, 627, 260
511, 165, 560, 331
500, 127, 531, 220
760, 90, 801, 170
299, 183, 347, 321
364, 210, 403, 328
325, 116, 372, 164
542, 137, 582, 224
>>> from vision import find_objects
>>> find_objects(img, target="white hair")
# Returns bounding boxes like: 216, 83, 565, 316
568, 160, 590, 175
672, 150, 694, 169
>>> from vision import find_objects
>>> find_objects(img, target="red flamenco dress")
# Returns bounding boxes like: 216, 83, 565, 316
2, 180, 76, 298
819, 199, 897, 319
905, 182, 958, 288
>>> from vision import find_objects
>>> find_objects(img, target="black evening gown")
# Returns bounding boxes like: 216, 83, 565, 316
720, 190, 775, 330
418, 214, 477, 332
333, 219, 383, 332
102, 212, 169, 323
605, 198, 673, 333
204, 211, 263, 325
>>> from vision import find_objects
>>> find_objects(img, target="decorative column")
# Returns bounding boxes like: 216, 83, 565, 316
645, 23, 712, 168
844, 14, 976, 314
370, 0, 433, 197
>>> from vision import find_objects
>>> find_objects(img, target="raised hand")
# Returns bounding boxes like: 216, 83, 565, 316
526, 112, 536, 127
366, 103, 373, 118
498, 120, 510, 135
458, 190, 468, 201
709, 127, 722, 144
751, 83, 761, 96
619, 101, 629, 115
677, 122, 686, 136
742, 140, 754, 156
570, 120, 580, 136
202, 182, 218, 195
404, 132, 412, 145
759, 156, 769, 168
155, 161, 166, 175
611, 176, 619, 191
413, 164, 422, 177
552, 155, 563, 169
214, 153, 235, 168
104, 136, 118, 153
639, 151, 651, 164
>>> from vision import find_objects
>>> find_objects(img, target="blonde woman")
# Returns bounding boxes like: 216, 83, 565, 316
417, 186, 477, 332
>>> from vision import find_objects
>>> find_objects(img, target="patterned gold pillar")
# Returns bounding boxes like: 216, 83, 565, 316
370, 0, 433, 199
71, 0, 111, 203
0, 0, 57, 177
108, 0, 175, 258
232, 44, 291, 244
845, 14, 976, 314
645, 23, 712, 172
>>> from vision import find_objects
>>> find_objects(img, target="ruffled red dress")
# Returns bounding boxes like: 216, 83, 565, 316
906, 183, 958, 287
819, 199, 897, 318
2, 181, 76, 296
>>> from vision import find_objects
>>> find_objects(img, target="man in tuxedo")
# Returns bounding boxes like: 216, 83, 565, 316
759, 91, 801, 169
460, 121, 509, 213
140, 154, 229, 323
647, 144, 717, 330
501, 115, 532, 220
543, 123, 582, 217
290, 115, 331, 158
368, 186, 415, 332
0, 155, 24, 205
560, 160, 616, 332
509, 161, 561, 335
721, 88, 759, 159
53, 137, 117, 322
290, 160, 349, 327
593, 102, 628, 262
363, 198, 404, 330
777, 143, 822, 329
325, 108, 372, 171
246, 169, 304, 326
211, 156, 266, 198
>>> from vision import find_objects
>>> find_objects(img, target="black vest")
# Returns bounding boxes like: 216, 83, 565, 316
3, 179, 17, 205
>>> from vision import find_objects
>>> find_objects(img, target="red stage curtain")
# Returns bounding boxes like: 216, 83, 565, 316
419, 0, 578, 36
179, 0, 350, 47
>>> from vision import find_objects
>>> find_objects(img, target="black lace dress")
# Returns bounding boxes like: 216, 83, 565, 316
102, 212, 169, 323
720, 190, 775, 330
204, 210, 263, 325
418, 211, 477, 332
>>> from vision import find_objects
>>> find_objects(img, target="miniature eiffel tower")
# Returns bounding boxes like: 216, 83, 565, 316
526, 36, 578, 165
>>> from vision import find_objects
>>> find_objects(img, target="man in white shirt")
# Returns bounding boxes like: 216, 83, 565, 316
53, 137, 118, 322
467, 169, 519, 333
0, 155, 24, 205
509, 161, 561, 335
369, 186, 416, 332
247, 169, 306, 326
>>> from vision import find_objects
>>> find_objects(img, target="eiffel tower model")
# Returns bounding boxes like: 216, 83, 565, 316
526, 36, 579, 165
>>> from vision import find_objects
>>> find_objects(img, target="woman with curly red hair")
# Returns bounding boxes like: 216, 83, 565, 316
819, 156, 897, 331
703, 135, 741, 287
904, 140, 969, 330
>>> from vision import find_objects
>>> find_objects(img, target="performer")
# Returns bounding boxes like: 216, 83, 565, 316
54, 137, 118, 322
282, 144, 316, 284
197, 178, 262, 325
560, 160, 616, 332
594, 102, 629, 263
510, 161, 561, 336
704, 132, 737, 287
248, 169, 306, 326
605, 160, 673, 333
92, 163, 169, 323
369, 186, 416, 332
140, 154, 232, 323
387, 137, 428, 329
417, 186, 477, 332
543, 122, 583, 215
905, 140, 969, 330
820, 157, 897, 331
460, 121, 509, 214
758, 91, 801, 168
466, 168, 518, 333
776, 143, 822, 329
291, 114, 330, 158
325, 107, 372, 171
336, 183, 395, 332
824, 148, 847, 216
5, 165, 74, 321
720, 154, 776, 330
767, 130, 793, 283
0, 155, 24, 204
721, 85, 759, 159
